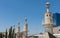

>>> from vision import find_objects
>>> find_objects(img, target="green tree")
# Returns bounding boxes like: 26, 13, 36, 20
0, 33, 4, 38
8, 26, 13, 38
12, 28, 15, 38
5, 29, 7, 38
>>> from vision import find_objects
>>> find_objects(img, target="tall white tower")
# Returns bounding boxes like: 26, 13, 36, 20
23, 18, 28, 38
17, 22, 20, 32
16, 22, 20, 38
43, 2, 53, 34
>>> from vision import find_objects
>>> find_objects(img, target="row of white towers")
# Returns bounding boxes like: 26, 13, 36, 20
17, 18, 28, 38
43, 2, 54, 34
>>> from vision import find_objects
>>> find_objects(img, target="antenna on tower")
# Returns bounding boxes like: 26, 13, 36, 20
17, 22, 20, 32
46, 2, 50, 12
18, 22, 20, 26
25, 17, 27, 23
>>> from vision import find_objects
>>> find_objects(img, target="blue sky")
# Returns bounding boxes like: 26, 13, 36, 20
0, 0, 60, 34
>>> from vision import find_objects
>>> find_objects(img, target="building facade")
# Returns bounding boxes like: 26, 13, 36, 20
53, 13, 60, 26
53, 26, 60, 34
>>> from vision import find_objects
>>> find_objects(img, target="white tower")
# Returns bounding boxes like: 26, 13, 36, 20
17, 22, 20, 32
43, 2, 53, 34
16, 22, 20, 38
23, 18, 28, 38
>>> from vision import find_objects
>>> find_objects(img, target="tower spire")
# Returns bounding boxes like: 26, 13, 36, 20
25, 17, 27, 24
43, 2, 53, 34
24, 18, 28, 31
23, 18, 28, 38
46, 2, 50, 12
17, 22, 20, 32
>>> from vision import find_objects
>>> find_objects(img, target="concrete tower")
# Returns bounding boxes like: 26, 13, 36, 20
23, 18, 28, 38
17, 22, 20, 32
16, 22, 20, 38
43, 2, 53, 34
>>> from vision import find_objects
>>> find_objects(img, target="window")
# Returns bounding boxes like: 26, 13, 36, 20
46, 15, 48, 16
